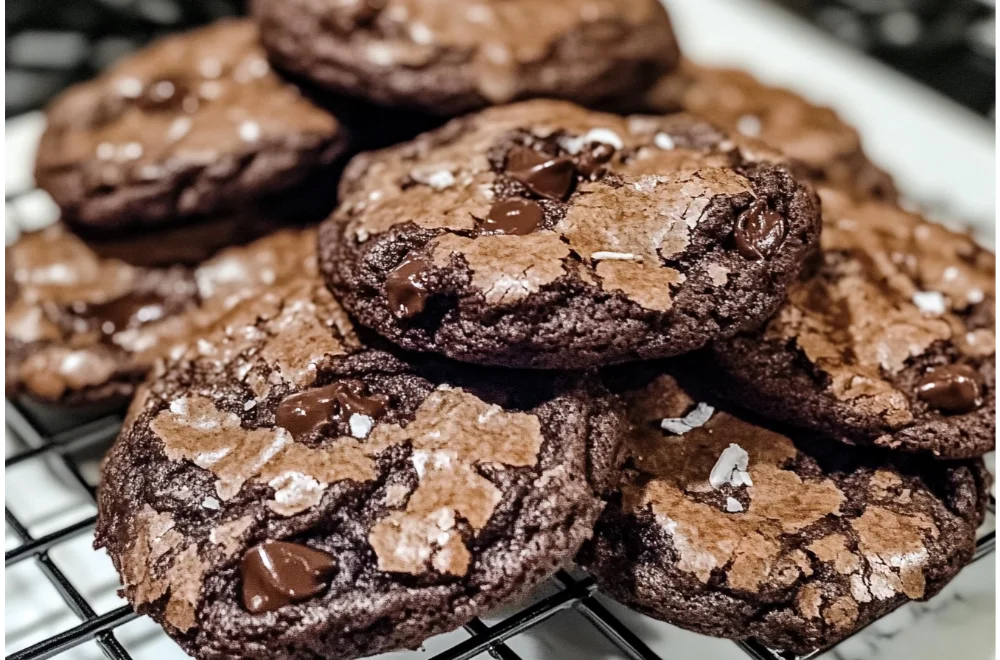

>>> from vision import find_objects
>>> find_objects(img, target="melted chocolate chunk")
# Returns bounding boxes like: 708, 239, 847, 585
734, 201, 787, 260
241, 540, 336, 614
80, 291, 169, 336
275, 380, 389, 440
136, 76, 192, 112
385, 257, 431, 319
506, 146, 575, 201
916, 365, 984, 414
482, 198, 544, 235
505, 145, 547, 172
575, 142, 616, 178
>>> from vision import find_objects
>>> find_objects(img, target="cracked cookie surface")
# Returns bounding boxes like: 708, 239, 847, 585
96, 273, 625, 660
577, 368, 988, 655
712, 187, 996, 458
320, 100, 821, 369
35, 20, 348, 237
253, 0, 679, 116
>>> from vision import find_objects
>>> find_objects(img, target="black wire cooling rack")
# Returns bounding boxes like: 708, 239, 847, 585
4, 393, 997, 660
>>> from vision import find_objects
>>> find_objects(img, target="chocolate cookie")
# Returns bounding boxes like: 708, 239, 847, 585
5, 224, 315, 408
320, 101, 821, 369
640, 62, 896, 200
252, 0, 679, 116
578, 369, 988, 655
35, 20, 348, 240
712, 187, 995, 458
95, 275, 625, 660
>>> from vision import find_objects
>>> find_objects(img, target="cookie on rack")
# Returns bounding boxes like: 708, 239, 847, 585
320, 100, 821, 369
641, 61, 896, 200
5, 224, 315, 409
35, 19, 348, 254
712, 187, 995, 458
578, 368, 989, 656
252, 0, 680, 116
95, 274, 626, 660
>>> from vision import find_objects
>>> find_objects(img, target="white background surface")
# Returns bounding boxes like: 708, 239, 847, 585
5, 0, 997, 658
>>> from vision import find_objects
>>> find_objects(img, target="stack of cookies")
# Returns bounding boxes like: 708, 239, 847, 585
5, 2, 994, 659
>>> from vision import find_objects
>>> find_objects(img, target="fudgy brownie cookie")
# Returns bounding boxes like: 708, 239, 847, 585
578, 369, 988, 655
95, 275, 625, 660
640, 62, 896, 200
252, 0, 679, 116
321, 100, 821, 369
5, 225, 315, 408
712, 187, 995, 458
35, 20, 348, 239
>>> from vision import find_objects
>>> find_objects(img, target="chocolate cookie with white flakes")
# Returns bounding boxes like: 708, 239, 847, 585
320, 100, 821, 369
5, 225, 316, 409
712, 187, 995, 458
578, 368, 989, 656
252, 0, 679, 116
638, 61, 897, 200
35, 20, 349, 255
95, 274, 626, 660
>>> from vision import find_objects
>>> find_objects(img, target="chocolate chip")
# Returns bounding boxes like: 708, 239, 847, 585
81, 291, 168, 337
734, 201, 787, 260
575, 142, 616, 178
242, 540, 336, 614
385, 257, 431, 319
482, 198, 544, 235
136, 77, 191, 112
505, 145, 547, 172
916, 364, 984, 414
276, 380, 389, 440
506, 146, 575, 201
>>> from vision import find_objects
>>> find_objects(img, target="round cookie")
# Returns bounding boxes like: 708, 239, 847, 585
252, 0, 680, 116
712, 187, 995, 458
578, 369, 988, 656
35, 20, 348, 240
321, 100, 821, 369
95, 276, 625, 660
5, 224, 315, 408
640, 62, 897, 200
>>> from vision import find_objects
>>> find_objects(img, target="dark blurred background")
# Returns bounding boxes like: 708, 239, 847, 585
4, 0, 996, 118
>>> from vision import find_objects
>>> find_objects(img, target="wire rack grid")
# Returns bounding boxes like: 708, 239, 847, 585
4, 391, 996, 660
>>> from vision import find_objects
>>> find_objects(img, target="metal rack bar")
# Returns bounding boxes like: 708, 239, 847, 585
553, 570, 663, 660
5, 506, 131, 660
4, 419, 121, 467
428, 577, 596, 660
5, 516, 97, 566
462, 618, 523, 660
6, 608, 138, 660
